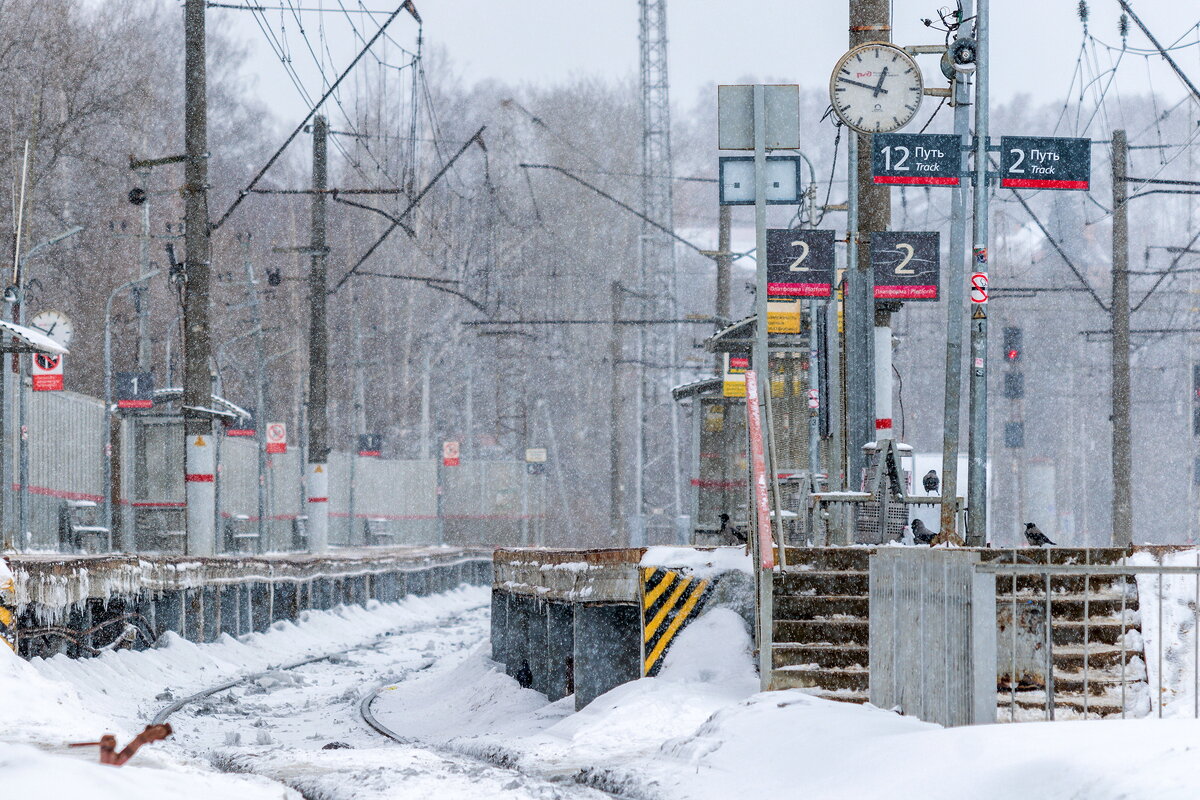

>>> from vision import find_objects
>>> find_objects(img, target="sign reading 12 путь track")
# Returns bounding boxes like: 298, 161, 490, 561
1000, 136, 1091, 190
871, 133, 961, 187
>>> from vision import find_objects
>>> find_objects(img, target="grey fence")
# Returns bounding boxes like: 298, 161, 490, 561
869, 548, 997, 727
6, 383, 542, 553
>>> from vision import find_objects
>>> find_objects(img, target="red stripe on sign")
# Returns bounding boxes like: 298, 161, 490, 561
876, 418, 893, 430
874, 175, 960, 186
118, 399, 154, 409
185, 473, 214, 482
308, 496, 328, 503
767, 282, 833, 298
875, 285, 938, 299
1001, 178, 1088, 190
131, 501, 187, 508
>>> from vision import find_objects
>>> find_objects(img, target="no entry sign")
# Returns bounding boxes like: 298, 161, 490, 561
32, 353, 63, 391
266, 422, 287, 454
766, 229, 835, 298
1000, 136, 1091, 190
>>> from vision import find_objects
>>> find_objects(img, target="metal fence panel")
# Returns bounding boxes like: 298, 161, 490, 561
870, 548, 996, 726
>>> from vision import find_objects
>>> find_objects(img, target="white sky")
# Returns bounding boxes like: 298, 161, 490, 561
218, 1, 1199, 127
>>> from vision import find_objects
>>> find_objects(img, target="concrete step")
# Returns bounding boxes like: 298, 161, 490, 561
1047, 643, 1139, 670
996, 692, 1129, 719
774, 595, 869, 620
1050, 619, 1138, 646
995, 593, 1138, 620
770, 664, 869, 692
981, 548, 1135, 566
775, 570, 869, 596
782, 547, 874, 572
773, 643, 868, 670
992, 574, 1133, 594
775, 619, 869, 645
769, 683, 870, 704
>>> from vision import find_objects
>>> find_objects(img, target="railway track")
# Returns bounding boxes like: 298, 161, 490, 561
149, 603, 626, 800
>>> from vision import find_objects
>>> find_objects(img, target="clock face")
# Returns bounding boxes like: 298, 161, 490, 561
29, 310, 73, 348
830, 43, 924, 134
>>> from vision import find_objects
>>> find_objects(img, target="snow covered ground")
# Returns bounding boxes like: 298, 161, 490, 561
8, 580, 1200, 798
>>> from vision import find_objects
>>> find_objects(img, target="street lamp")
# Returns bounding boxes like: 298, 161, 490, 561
103, 269, 162, 549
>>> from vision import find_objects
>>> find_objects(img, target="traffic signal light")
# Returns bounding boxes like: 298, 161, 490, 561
1004, 372, 1025, 399
1004, 422, 1024, 448
1193, 365, 1200, 436
1003, 326, 1022, 362
267, 268, 282, 287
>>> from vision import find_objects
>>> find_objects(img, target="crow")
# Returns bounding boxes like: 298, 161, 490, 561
718, 513, 746, 545
911, 518, 937, 545
922, 469, 939, 494
1024, 522, 1056, 547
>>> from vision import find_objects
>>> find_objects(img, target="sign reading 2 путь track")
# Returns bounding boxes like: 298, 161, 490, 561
766, 229, 835, 298
871, 133, 961, 186
871, 231, 940, 301
1000, 136, 1091, 190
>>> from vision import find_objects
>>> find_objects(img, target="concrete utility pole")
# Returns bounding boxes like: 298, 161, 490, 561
847, 0, 891, 497
306, 114, 330, 553
939, 1, 975, 539
239, 234, 268, 549
135, 168, 152, 372
182, 0, 216, 556
1111, 129, 1132, 546
609, 280, 624, 539
966, 0, 991, 547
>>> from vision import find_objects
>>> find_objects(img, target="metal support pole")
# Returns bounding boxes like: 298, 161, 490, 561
845, 132, 872, 493
966, 0, 990, 547
939, 13, 973, 538
240, 235, 267, 550
751, 84, 776, 689
136, 169, 152, 372
609, 280, 624, 539
1111, 129, 1132, 546
182, 0, 215, 556
306, 115, 330, 553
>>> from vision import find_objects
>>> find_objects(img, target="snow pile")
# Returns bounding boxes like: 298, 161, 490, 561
0, 636, 110, 743
1131, 548, 1200, 717
640, 545, 752, 578
0, 743, 294, 800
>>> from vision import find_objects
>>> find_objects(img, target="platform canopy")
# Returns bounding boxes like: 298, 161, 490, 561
0, 319, 68, 354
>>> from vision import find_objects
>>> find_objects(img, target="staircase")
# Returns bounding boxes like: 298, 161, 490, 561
770, 547, 1147, 720
770, 547, 873, 702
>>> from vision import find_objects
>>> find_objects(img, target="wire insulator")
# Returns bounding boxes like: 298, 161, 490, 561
1077, 0, 1089, 26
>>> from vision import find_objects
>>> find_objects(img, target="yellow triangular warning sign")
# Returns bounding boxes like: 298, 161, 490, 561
315, 464, 324, 473
971, 305, 986, 320
194, 436, 207, 446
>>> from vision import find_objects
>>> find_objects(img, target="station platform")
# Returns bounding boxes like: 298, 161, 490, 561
2, 546, 493, 658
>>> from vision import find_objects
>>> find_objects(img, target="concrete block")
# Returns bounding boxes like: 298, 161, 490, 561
545, 601, 574, 701
573, 603, 642, 710
490, 589, 509, 665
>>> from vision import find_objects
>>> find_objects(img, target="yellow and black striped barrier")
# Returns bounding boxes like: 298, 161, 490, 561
641, 567, 714, 676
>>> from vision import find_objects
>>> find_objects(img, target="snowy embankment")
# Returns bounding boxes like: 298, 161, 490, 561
376, 607, 1200, 800
1, 585, 487, 799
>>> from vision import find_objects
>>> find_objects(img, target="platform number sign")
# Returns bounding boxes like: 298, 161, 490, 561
766, 229, 835, 298
358, 433, 383, 457
115, 371, 154, 408
871, 133, 961, 186
32, 353, 63, 392
870, 231, 940, 301
1000, 136, 1091, 190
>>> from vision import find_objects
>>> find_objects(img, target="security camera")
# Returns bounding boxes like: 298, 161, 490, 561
949, 37, 978, 73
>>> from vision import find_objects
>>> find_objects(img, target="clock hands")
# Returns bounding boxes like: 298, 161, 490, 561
872, 66, 890, 97
840, 78, 888, 94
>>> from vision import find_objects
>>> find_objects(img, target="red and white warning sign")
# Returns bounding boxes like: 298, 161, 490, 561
970, 271, 989, 304
266, 422, 287, 454
442, 440, 460, 467
32, 353, 63, 392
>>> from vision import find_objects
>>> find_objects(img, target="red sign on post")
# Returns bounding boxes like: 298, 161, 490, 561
31, 353, 63, 392
442, 440, 460, 467
265, 422, 287, 454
